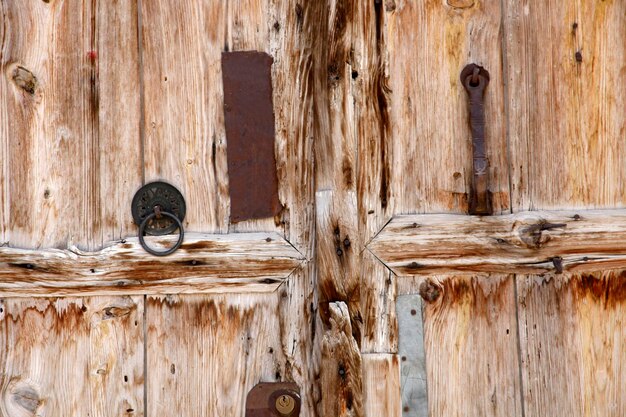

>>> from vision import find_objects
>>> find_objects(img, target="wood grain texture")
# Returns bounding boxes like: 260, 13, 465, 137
386, 0, 510, 215
0, 0, 140, 250
0, 296, 144, 417
320, 301, 363, 417
504, 0, 626, 210
422, 275, 523, 417
517, 270, 626, 417
362, 354, 401, 417
141, 3, 320, 417
370, 210, 626, 275
146, 293, 286, 417
360, 249, 397, 353
141, 0, 230, 233
0, 232, 303, 297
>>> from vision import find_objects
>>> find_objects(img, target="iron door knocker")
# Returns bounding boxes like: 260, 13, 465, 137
131, 182, 186, 256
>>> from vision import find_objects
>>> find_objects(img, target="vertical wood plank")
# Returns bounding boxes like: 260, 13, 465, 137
141, 0, 230, 233
504, 0, 626, 210
0, 297, 144, 417
97, 0, 142, 246
386, 0, 510, 216
422, 275, 523, 417
145, 294, 286, 416
517, 271, 626, 417
320, 301, 363, 417
362, 354, 402, 417
1, 0, 140, 250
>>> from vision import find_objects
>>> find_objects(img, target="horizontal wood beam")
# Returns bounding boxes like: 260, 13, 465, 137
368, 210, 626, 275
0, 232, 304, 297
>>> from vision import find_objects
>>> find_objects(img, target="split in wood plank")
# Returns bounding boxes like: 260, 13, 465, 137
0, 232, 303, 297
369, 209, 626, 275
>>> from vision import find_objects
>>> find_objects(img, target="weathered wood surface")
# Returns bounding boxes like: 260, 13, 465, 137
0, 0, 141, 251
320, 301, 363, 417
362, 354, 401, 417
370, 210, 626, 275
422, 275, 523, 417
140, 1, 320, 416
0, 296, 144, 417
0, 232, 303, 297
146, 293, 287, 417
386, 0, 510, 216
517, 270, 626, 417
504, 0, 626, 211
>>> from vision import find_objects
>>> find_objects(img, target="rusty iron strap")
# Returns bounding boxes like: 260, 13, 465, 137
222, 51, 282, 223
460, 64, 492, 215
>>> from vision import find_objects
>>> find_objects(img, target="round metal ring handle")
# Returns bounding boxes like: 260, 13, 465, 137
138, 211, 184, 256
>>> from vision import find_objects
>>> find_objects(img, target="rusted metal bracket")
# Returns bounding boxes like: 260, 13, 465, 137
460, 64, 492, 215
246, 382, 301, 417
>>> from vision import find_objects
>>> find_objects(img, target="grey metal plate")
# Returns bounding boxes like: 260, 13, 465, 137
397, 294, 428, 417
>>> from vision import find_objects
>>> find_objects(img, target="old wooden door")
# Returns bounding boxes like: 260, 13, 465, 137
1, 1, 625, 417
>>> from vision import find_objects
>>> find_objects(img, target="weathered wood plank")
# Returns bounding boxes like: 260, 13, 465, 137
0, 0, 140, 250
360, 249, 397, 353
369, 210, 626, 275
422, 275, 523, 417
97, 0, 142, 246
320, 301, 363, 417
146, 293, 285, 417
362, 354, 402, 417
504, 0, 626, 210
268, 2, 320, 415
0, 296, 144, 417
141, 0, 230, 233
387, 0, 510, 215
0, 232, 303, 297
517, 270, 626, 417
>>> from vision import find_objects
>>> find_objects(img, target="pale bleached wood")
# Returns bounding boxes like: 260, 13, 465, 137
269, 2, 321, 415
146, 293, 286, 417
387, 0, 510, 215
0, 296, 144, 417
140, 3, 320, 417
369, 210, 626, 275
423, 275, 523, 417
360, 249, 398, 353
97, 0, 142, 246
1, 0, 140, 251
141, 0, 230, 233
320, 301, 364, 417
362, 354, 402, 417
517, 271, 626, 417
0, 232, 303, 297
504, 0, 626, 211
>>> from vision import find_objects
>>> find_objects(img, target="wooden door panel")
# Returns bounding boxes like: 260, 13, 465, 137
146, 293, 287, 416
504, 0, 626, 210
397, 275, 523, 417
385, 0, 510, 217
0, 296, 144, 417
0, 0, 141, 250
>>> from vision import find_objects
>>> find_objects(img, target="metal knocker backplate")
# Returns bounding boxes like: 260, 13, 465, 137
132, 182, 186, 256
132, 182, 186, 236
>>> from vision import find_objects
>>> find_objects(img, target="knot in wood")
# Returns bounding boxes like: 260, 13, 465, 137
519, 221, 567, 249
419, 279, 441, 303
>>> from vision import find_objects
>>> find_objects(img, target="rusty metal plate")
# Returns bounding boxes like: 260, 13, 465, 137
222, 51, 282, 223
246, 382, 301, 417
